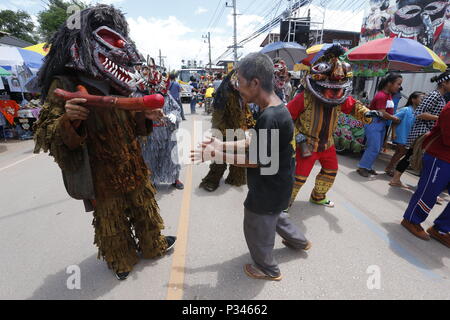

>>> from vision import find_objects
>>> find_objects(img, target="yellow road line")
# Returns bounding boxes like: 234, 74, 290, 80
166, 115, 196, 300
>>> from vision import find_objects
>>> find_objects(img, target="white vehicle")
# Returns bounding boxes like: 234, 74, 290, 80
177, 68, 207, 103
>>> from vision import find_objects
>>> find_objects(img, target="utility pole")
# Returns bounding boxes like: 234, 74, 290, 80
287, 0, 293, 42
158, 49, 166, 67
226, 0, 242, 66
202, 32, 212, 73
320, 0, 326, 44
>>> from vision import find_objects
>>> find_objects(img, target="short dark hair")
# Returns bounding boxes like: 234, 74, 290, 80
238, 52, 274, 92
169, 73, 176, 80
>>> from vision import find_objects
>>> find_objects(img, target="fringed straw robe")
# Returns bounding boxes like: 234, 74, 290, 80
34, 76, 167, 273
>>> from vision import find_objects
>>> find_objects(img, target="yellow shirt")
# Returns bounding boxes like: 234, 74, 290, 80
205, 87, 215, 98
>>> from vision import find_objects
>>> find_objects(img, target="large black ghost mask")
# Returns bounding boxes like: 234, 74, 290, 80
390, 0, 448, 47
39, 5, 144, 99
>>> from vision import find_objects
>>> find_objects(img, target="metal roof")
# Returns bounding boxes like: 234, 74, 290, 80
0, 35, 33, 48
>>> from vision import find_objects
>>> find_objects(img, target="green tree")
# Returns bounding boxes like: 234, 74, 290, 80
0, 10, 40, 44
38, 0, 88, 42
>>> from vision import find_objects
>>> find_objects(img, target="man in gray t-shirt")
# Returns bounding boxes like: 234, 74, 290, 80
192, 53, 310, 281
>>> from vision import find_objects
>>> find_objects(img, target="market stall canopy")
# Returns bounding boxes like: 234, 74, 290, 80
23, 43, 49, 56
260, 41, 307, 70
0, 66, 11, 76
344, 38, 447, 77
0, 46, 44, 72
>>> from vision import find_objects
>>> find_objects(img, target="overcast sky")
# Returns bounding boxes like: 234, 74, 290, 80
0, 0, 368, 70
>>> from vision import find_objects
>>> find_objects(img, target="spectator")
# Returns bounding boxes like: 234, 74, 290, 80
213, 73, 223, 91
390, 71, 450, 188
400, 101, 450, 248
189, 76, 199, 115
385, 91, 425, 177
357, 73, 402, 177
204, 83, 215, 115
168, 73, 186, 120
192, 52, 310, 281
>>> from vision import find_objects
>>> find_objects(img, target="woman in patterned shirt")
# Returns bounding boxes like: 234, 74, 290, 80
389, 71, 450, 188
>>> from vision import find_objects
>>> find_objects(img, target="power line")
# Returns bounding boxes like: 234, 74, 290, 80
205, 0, 223, 31
214, 0, 366, 62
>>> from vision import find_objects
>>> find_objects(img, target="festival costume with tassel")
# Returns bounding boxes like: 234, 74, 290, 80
141, 93, 182, 185
287, 45, 372, 209
33, 5, 169, 275
200, 70, 256, 192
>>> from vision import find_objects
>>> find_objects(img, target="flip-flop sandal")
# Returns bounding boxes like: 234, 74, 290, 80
389, 182, 410, 189
282, 239, 312, 251
243, 264, 282, 281
310, 198, 335, 208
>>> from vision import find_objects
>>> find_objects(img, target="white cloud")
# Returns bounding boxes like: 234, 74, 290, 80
126, 4, 364, 71
295, 4, 365, 33
195, 7, 208, 15
127, 12, 268, 70
9, 0, 39, 8
128, 15, 199, 70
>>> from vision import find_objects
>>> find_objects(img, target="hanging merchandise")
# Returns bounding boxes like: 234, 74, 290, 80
0, 100, 20, 125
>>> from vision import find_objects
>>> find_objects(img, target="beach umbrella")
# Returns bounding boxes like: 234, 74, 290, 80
0, 66, 11, 76
23, 43, 49, 56
260, 41, 307, 70
344, 38, 447, 77
0, 46, 44, 73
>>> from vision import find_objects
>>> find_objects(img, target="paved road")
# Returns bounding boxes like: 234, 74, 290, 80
0, 104, 449, 300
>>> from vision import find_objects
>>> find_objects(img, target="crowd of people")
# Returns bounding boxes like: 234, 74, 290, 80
185, 73, 223, 115
32, 4, 449, 283
193, 47, 450, 281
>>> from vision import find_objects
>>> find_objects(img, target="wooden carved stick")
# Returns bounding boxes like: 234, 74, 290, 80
54, 85, 165, 111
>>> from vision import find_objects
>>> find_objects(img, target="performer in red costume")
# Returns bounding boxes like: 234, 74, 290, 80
286, 44, 379, 210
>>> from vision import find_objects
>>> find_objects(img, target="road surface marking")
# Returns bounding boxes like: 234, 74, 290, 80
0, 154, 37, 173
166, 115, 196, 300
